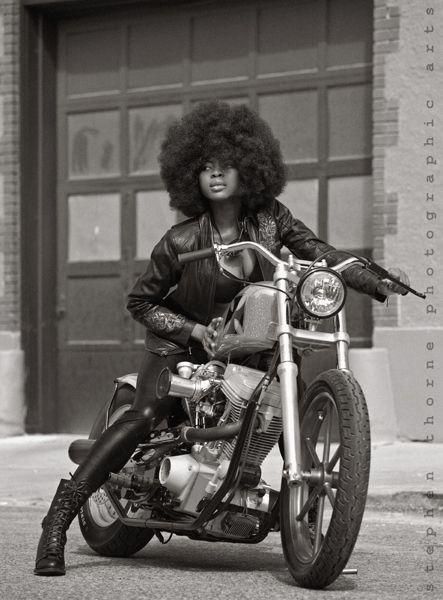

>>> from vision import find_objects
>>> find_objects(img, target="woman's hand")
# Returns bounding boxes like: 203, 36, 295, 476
378, 267, 410, 296
190, 317, 224, 355
203, 317, 224, 356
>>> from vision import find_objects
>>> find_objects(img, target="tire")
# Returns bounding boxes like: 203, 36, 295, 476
78, 384, 155, 557
280, 369, 370, 589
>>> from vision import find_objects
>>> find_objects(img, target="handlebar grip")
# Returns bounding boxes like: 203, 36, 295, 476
365, 261, 426, 299
178, 246, 215, 264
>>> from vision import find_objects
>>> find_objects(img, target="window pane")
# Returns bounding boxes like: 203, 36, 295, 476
225, 96, 250, 106
136, 191, 177, 259
65, 28, 120, 96
328, 85, 372, 159
258, 2, 319, 76
191, 96, 249, 110
327, 0, 373, 67
278, 179, 319, 233
67, 277, 122, 341
68, 194, 121, 262
68, 111, 120, 179
129, 104, 183, 175
128, 16, 185, 89
259, 91, 318, 162
328, 176, 373, 249
191, 11, 249, 83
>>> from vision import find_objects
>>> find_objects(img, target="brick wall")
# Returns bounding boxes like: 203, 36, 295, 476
372, 0, 442, 329
372, 0, 443, 440
0, 1, 20, 335
372, 1, 401, 327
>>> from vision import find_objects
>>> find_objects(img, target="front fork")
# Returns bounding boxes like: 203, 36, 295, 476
275, 264, 303, 485
274, 264, 350, 485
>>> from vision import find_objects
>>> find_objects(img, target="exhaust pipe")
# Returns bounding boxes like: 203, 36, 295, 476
180, 421, 243, 442
68, 421, 244, 467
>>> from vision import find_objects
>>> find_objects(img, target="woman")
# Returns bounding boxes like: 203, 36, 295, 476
34, 100, 406, 576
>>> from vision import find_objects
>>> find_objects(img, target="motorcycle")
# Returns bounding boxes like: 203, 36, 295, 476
69, 240, 424, 589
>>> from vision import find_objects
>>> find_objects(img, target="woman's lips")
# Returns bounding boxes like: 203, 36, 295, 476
210, 184, 226, 192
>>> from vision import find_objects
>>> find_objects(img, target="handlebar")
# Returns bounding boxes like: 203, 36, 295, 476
331, 256, 426, 299
177, 242, 426, 299
360, 260, 426, 299
178, 241, 304, 269
177, 246, 215, 264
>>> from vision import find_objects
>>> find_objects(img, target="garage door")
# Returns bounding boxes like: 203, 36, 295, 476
56, 0, 373, 431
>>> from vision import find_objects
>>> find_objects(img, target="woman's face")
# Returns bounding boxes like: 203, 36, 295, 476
199, 159, 240, 202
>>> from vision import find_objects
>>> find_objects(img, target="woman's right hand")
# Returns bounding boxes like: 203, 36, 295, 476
191, 317, 223, 356
203, 317, 224, 356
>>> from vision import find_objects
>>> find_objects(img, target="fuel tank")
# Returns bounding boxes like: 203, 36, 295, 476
214, 283, 279, 359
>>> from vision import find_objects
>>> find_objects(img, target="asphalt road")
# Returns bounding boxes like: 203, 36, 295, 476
1, 506, 441, 600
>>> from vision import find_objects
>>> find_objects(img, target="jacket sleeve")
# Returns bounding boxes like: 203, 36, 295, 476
126, 230, 197, 346
274, 200, 387, 302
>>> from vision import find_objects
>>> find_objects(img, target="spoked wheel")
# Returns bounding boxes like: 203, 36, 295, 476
280, 369, 371, 589
78, 384, 155, 557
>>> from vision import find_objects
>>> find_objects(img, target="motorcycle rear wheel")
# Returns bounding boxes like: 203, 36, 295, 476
280, 369, 370, 589
78, 384, 155, 557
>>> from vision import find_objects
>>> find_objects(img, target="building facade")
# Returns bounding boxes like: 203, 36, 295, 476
0, 0, 441, 440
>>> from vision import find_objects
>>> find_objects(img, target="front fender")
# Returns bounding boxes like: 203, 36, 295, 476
114, 373, 138, 389
105, 374, 138, 428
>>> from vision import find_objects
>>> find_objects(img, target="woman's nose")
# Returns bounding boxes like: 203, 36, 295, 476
211, 165, 223, 176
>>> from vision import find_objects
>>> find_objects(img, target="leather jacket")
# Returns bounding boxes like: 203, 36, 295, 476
127, 199, 386, 355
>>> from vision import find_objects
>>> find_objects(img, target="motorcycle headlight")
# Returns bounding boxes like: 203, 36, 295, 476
296, 268, 346, 319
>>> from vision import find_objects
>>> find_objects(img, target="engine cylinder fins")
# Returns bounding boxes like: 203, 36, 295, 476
220, 364, 281, 406
220, 416, 283, 466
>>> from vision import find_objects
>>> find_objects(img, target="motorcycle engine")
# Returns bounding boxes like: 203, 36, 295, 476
158, 363, 282, 524
219, 364, 282, 465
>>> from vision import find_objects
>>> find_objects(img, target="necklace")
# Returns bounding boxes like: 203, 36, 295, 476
210, 218, 246, 258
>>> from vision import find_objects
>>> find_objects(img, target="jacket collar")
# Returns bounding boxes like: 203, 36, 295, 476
197, 205, 260, 237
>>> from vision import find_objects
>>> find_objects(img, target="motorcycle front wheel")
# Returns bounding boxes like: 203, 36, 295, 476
280, 369, 370, 589
78, 383, 155, 557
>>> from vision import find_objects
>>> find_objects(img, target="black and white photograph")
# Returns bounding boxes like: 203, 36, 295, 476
0, 1, 441, 598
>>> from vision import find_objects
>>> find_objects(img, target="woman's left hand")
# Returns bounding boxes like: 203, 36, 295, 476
378, 267, 410, 296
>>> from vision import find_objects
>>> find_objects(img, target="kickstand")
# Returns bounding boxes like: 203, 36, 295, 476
155, 531, 173, 545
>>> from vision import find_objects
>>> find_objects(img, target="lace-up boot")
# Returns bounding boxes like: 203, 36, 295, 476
34, 478, 92, 576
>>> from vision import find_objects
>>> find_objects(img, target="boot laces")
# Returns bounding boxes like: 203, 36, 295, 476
40, 480, 91, 559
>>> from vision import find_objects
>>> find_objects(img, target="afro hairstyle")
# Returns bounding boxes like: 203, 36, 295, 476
158, 100, 286, 217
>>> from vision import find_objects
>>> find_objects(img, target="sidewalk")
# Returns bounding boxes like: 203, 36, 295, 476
0, 434, 441, 512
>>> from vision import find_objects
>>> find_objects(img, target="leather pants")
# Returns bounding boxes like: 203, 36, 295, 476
72, 346, 207, 492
